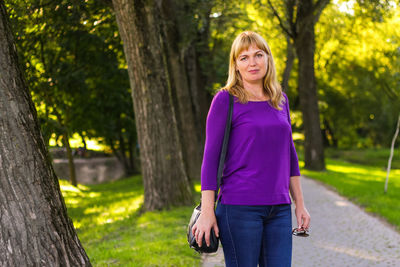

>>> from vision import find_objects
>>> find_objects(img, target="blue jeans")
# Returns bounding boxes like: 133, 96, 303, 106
215, 202, 292, 267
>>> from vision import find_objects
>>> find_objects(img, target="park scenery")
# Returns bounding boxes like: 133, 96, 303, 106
0, 0, 399, 266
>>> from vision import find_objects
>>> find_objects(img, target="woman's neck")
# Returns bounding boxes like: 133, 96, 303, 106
243, 80, 266, 100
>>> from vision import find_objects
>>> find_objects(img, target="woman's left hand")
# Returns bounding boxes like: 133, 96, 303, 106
294, 205, 310, 230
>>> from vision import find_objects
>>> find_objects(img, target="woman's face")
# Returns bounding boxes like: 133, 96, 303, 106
235, 44, 268, 85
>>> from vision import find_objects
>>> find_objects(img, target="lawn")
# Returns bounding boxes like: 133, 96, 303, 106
59, 147, 400, 266
60, 176, 201, 267
324, 147, 400, 170
297, 153, 400, 231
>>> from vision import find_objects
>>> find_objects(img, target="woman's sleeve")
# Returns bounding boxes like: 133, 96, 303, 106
283, 92, 301, 177
201, 90, 230, 191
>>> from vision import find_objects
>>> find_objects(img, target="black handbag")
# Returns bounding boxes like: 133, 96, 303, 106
187, 93, 233, 253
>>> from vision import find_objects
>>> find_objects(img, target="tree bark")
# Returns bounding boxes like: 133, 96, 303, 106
159, 0, 203, 180
268, 0, 327, 171
0, 3, 91, 266
112, 0, 193, 210
180, 0, 214, 153
282, 35, 295, 92
294, 0, 326, 170
184, 43, 211, 150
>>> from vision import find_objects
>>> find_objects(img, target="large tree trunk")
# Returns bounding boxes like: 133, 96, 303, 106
294, 0, 326, 171
0, 3, 91, 266
112, 0, 193, 210
159, 0, 203, 180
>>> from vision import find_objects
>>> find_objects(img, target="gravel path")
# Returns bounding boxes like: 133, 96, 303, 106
202, 176, 400, 267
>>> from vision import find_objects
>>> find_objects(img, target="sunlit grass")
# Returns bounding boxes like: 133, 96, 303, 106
60, 176, 201, 266
324, 147, 400, 169
59, 147, 400, 266
298, 157, 400, 231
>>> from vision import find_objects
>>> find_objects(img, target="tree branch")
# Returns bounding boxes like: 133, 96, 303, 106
285, 0, 297, 39
313, 0, 330, 24
267, 0, 293, 38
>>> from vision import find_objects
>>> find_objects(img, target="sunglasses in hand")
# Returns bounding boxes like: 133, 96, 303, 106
292, 227, 309, 237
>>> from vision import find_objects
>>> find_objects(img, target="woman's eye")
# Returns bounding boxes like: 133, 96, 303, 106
257, 53, 263, 57
240, 57, 247, 61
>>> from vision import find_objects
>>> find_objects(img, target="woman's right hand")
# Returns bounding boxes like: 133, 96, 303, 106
191, 210, 219, 247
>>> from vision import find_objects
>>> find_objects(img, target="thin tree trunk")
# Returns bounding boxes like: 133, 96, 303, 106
184, 42, 212, 154
384, 113, 400, 193
294, 0, 326, 171
79, 132, 87, 150
323, 117, 338, 147
63, 131, 77, 187
0, 3, 91, 265
282, 35, 295, 92
181, 1, 214, 153
127, 135, 136, 175
118, 130, 135, 176
112, 0, 192, 210
268, 0, 328, 171
107, 137, 133, 176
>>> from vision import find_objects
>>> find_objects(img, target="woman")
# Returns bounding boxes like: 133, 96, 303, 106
192, 31, 310, 267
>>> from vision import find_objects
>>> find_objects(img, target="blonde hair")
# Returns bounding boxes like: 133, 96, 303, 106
220, 31, 285, 110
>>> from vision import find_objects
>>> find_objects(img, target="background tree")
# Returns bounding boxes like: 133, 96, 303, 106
315, 0, 400, 148
112, 0, 193, 210
205, 0, 400, 152
7, 0, 139, 177
264, 0, 329, 171
158, 0, 204, 180
0, 2, 91, 265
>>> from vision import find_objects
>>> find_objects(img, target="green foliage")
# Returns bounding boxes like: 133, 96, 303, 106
6, 1, 136, 162
5, 0, 400, 171
60, 176, 201, 266
206, 0, 256, 93
207, 0, 400, 149
316, 1, 400, 148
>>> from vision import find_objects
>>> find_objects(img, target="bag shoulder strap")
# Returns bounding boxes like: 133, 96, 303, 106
214, 93, 233, 201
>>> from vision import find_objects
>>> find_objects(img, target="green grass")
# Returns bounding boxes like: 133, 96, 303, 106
60, 176, 201, 267
324, 147, 400, 170
298, 157, 400, 231
60, 147, 400, 266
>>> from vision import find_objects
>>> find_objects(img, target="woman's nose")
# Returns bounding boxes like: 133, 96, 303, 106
249, 56, 256, 65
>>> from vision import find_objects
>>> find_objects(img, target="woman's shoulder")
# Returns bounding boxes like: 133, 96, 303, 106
212, 89, 230, 103
281, 91, 288, 100
280, 91, 288, 107
215, 88, 230, 97
208, 89, 231, 113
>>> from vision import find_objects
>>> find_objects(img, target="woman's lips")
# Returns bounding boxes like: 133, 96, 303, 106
249, 69, 259, 73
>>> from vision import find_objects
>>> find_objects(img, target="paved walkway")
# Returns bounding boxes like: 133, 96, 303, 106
202, 176, 400, 267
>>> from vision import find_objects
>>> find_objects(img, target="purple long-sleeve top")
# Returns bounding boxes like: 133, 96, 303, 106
200, 89, 301, 205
